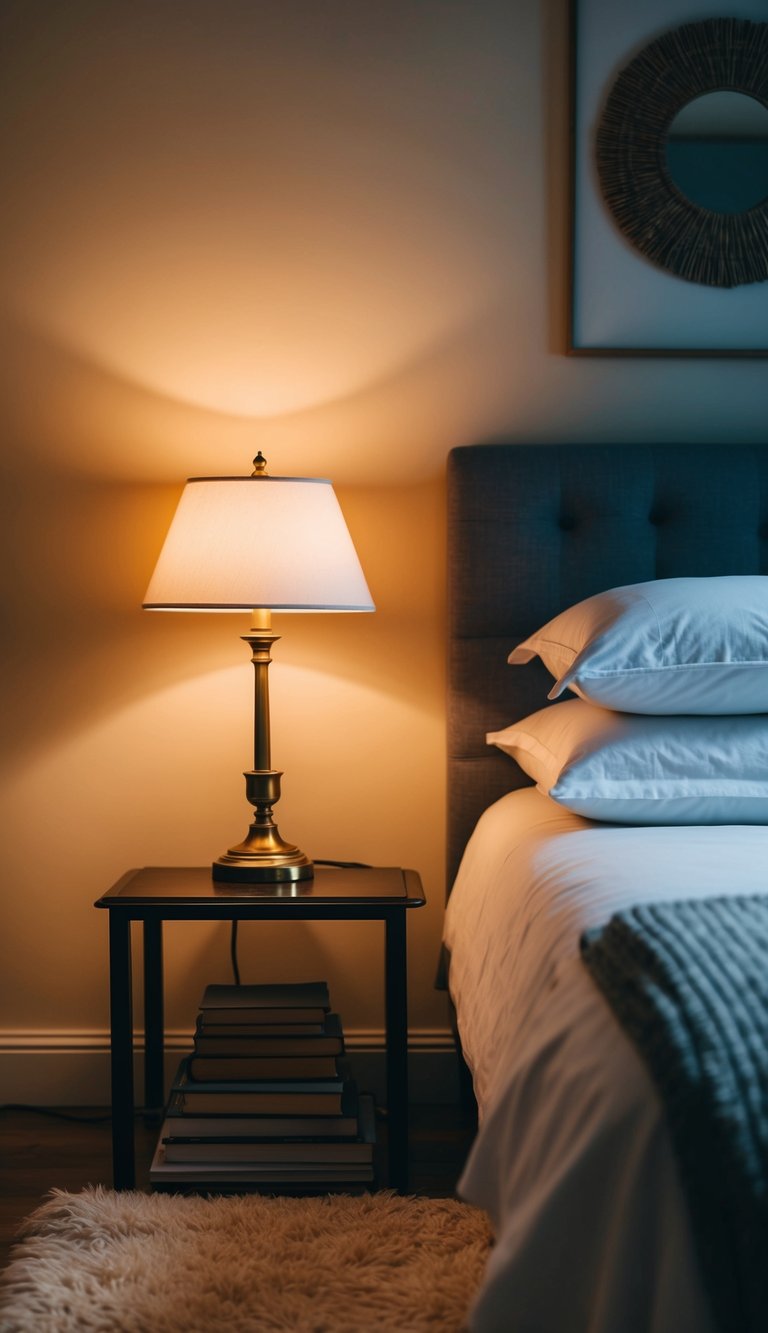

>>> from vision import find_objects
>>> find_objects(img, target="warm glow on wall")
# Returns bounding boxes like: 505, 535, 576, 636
0, 1, 525, 485
9, 196, 498, 424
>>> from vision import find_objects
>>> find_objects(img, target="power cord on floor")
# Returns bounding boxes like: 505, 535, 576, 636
0, 1104, 161, 1122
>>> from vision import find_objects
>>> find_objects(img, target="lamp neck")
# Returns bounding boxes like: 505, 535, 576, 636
215, 606, 311, 880
250, 607, 272, 632
242, 612, 281, 772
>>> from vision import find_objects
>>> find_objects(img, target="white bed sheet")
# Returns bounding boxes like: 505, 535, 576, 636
443, 787, 768, 1333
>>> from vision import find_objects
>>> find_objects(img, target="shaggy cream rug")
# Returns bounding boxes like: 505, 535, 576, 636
0, 1187, 491, 1332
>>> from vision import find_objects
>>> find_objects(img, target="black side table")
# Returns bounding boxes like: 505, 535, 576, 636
95, 865, 425, 1193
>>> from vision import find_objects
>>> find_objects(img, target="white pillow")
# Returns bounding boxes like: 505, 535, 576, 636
509, 575, 768, 714
488, 699, 768, 824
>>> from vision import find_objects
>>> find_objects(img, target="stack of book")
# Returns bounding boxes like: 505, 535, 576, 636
150, 981, 375, 1191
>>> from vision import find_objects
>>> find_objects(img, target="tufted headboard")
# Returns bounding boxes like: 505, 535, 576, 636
447, 443, 768, 894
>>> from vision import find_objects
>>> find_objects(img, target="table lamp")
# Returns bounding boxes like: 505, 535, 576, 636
143, 452, 374, 884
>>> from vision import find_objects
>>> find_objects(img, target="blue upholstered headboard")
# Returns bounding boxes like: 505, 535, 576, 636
447, 443, 768, 893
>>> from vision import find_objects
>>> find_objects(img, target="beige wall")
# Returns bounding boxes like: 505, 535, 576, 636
2, 1, 768, 1083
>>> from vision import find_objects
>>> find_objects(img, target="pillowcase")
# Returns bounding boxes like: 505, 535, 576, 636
509, 575, 768, 714
488, 699, 768, 824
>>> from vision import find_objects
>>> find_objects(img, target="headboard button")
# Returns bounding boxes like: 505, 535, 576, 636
558, 513, 576, 532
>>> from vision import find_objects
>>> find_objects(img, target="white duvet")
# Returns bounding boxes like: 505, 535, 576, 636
443, 787, 768, 1333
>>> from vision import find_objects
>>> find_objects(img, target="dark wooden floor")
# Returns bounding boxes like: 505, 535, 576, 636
0, 1103, 477, 1271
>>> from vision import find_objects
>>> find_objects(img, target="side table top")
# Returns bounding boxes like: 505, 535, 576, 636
95, 865, 426, 909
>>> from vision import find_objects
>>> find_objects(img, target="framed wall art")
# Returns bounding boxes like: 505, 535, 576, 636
569, 0, 768, 356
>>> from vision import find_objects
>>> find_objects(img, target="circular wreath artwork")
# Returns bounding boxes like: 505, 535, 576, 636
595, 17, 768, 288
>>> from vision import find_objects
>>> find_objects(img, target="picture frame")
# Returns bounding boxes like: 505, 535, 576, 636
568, 0, 768, 357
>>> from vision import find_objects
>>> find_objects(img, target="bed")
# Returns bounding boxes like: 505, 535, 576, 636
441, 443, 768, 1333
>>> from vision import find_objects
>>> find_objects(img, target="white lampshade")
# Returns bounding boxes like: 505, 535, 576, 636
143, 474, 374, 612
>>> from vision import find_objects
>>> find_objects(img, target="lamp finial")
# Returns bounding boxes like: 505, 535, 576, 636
252, 451, 268, 477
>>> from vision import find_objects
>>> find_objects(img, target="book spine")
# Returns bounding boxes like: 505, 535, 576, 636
192, 1037, 343, 1056
188, 1056, 341, 1081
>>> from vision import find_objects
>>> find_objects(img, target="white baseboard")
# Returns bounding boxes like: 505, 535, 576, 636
0, 1029, 461, 1107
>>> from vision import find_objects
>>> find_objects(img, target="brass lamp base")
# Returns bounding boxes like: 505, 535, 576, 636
212, 852, 313, 884
211, 768, 314, 884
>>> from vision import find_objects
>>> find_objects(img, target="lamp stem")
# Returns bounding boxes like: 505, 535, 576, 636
249, 608, 273, 771
211, 609, 313, 883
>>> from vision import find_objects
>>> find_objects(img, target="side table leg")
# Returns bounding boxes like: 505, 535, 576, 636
143, 919, 164, 1118
385, 909, 409, 1192
108, 913, 135, 1190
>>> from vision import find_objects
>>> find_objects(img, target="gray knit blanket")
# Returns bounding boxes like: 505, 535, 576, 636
581, 895, 768, 1333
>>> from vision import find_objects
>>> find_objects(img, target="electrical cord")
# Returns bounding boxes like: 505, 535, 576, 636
1, 1104, 161, 1122
230, 919, 241, 986
314, 860, 373, 870
228, 859, 372, 983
